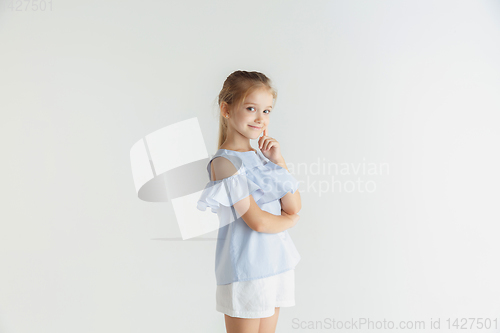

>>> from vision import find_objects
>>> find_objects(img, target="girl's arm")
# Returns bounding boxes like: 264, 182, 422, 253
212, 157, 296, 233
236, 196, 297, 233
276, 158, 302, 215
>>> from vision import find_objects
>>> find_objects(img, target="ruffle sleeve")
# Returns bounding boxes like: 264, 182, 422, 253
197, 173, 265, 214
244, 160, 299, 205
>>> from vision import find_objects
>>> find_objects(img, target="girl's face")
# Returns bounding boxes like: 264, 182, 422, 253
228, 88, 273, 140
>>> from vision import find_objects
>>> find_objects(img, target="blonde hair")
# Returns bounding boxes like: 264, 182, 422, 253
215, 70, 277, 151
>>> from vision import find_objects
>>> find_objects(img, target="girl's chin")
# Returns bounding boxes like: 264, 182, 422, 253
241, 130, 261, 139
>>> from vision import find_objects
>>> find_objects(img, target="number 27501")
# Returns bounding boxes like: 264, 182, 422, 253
7, 0, 53, 11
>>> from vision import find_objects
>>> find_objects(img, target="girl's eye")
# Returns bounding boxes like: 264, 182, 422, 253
247, 107, 271, 114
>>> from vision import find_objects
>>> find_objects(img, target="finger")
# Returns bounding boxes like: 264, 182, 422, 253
259, 133, 269, 149
264, 127, 267, 137
268, 139, 278, 151
265, 141, 274, 151
261, 137, 268, 150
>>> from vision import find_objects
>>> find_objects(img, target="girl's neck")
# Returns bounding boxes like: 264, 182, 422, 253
221, 128, 256, 152
220, 145, 256, 153
220, 137, 254, 152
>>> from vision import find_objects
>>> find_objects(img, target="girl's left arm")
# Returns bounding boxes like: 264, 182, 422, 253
276, 158, 302, 215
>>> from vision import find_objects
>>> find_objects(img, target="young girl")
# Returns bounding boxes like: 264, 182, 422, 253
197, 70, 302, 333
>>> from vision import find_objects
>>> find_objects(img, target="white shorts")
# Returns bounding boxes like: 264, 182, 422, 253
215, 269, 295, 319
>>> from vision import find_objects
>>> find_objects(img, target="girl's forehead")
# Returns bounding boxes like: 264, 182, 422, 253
244, 89, 273, 105
248, 88, 272, 98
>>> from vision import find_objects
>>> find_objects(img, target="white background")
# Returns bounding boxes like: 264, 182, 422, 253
1, 0, 500, 332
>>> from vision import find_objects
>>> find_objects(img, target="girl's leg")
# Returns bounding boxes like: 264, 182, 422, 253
258, 307, 280, 333
224, 314, 260, 333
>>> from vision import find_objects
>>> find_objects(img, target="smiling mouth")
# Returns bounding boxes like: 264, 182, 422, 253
249, 125, 261, 129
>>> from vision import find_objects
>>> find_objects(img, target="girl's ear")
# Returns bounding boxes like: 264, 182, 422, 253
220, 102, 228, 117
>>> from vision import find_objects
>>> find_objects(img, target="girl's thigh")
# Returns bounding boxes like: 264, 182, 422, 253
259, 307, 280, 333
224, 314, 260, 333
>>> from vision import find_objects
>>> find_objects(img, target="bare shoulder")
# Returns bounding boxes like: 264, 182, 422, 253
211, 156, 238, 181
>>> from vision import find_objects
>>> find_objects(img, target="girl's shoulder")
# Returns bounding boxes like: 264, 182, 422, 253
205, 149, 270, 182
200, 149, 299, 207
211, 149, 267, 169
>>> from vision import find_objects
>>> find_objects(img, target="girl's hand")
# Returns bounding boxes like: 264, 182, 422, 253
258, 127, 283, 164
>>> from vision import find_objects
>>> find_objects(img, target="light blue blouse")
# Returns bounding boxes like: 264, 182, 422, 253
197, 149, 301, 285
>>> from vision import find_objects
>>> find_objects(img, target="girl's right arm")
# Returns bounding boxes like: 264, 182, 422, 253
235, 194, 299, 233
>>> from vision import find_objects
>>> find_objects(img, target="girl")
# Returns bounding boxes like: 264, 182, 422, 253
197, 70, 302, 333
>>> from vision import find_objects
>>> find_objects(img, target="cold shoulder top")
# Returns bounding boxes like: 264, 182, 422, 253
196, 148, 301, 285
